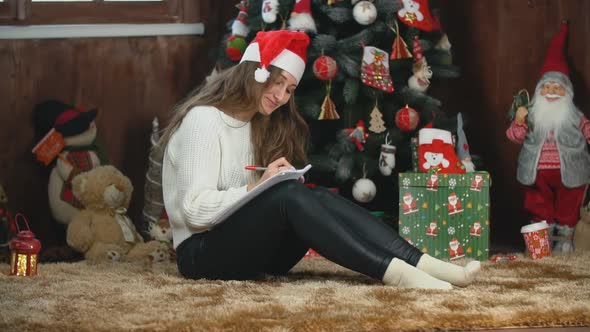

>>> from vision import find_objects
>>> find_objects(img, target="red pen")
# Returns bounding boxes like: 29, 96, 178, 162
245, 166, 267, 171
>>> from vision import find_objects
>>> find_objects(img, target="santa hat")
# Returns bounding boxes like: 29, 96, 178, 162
418, 128, 452, 145
288, 0, 317, 33
449, 193, 457, 199
34, 100, 97, 138
240, 30, 310, 84
403, 192, 412, 199
540, 21, 569, 78
356, 119, 366, 130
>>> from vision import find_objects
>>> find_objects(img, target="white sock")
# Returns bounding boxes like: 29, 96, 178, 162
382, 258, 452, 289
416, 254, 481, 287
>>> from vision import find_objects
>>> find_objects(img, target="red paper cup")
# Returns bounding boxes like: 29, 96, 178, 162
520, 221, 551, 259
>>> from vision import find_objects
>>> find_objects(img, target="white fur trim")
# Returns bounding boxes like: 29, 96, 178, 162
288, 13, 317, 34
521, 220, 549, 233
231, 20, 249, 37
254, 67, 271, 83
241, 42, 306, 84
418, 128, 453, 145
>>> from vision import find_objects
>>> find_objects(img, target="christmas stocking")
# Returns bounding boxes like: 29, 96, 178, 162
226, 0, 250, 61
379, 144, 396, 176
397, 0, 439, 31
261, 0, 279, 24
418, 128, 465, 174
361, 46, 394, 93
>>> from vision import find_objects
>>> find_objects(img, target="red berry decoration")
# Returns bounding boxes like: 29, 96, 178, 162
313, 55, 338, 81
395, 105, 420, 131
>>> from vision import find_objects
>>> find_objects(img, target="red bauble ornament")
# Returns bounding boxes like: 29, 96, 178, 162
395, 105, 420, 131
313, 55, 338, 81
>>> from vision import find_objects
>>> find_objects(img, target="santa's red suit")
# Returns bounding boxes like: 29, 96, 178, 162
470, 222, 482, 236
470, 174, 484, 191
449, 239, 465, 259
426, 175, 439, 191
426, 222, 438, 236
447, 194, 463, 215
402, 193, 418, 215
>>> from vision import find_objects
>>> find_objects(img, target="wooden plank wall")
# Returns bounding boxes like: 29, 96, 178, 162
0, 0, 588, 255
0, 0, 237, 255
441, 0, 590, 247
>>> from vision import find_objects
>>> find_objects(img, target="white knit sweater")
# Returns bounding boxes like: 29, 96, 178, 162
162, 106, 258, 248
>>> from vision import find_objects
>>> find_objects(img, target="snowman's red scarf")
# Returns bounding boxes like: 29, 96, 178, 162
60, 149, 96, 209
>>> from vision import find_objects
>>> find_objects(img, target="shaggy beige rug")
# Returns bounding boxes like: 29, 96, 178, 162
0, 251, 589, 332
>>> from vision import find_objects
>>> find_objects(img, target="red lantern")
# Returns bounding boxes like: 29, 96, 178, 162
313, 55, 338, 81
395, 105, 420, 131
9, 214, 41, 277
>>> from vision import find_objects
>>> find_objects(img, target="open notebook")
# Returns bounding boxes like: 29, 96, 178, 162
210, 164, 312, 224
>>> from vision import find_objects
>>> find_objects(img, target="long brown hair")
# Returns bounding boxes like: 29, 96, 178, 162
158, 61, 309, 167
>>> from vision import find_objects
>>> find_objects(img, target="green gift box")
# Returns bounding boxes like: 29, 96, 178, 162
398, 172, 491, 261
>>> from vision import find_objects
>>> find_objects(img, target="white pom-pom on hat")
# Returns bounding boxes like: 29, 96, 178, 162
254, 67, 271, 83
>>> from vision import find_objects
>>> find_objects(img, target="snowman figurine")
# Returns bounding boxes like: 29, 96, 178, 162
34, 100, 105, 225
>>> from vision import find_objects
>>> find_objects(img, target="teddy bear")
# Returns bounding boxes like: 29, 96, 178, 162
33, 100, 107, 225
398, 0, 424, 23
66, 165, 167, 262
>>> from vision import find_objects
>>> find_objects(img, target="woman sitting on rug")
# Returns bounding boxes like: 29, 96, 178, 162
159, 30, 480, 289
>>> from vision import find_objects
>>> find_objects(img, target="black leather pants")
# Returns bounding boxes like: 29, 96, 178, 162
176, 180, 423, 280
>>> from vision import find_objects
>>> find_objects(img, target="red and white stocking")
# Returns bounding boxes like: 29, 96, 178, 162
418, 128, 465, 174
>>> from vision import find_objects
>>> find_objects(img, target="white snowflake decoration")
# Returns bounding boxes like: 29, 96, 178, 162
449, 178, 457, 189
402, 178, 411, 187
448, 227, 456, 235
402, 226, 410, 235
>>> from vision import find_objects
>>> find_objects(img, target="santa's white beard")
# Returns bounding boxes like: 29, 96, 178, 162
287, 13, 317, 33
530, 94, 578, 138
408, 75, 429, 92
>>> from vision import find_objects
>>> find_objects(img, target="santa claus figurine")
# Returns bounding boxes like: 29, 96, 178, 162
506, 21, 590, 253
426, 221, 438, 236
470, 221, 482, 237
345, 120, 369, 151
402, 192, 419, 215
426, 173, 439, 191
408, 36, 433, 93
470, 173, 484, 191
448, 238, 465, 260
447, 192, 463, 215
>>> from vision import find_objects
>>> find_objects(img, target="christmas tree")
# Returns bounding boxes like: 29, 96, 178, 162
217, 0, 462, 217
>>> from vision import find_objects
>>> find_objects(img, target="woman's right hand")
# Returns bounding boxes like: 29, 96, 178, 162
247, 157, 294, 191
